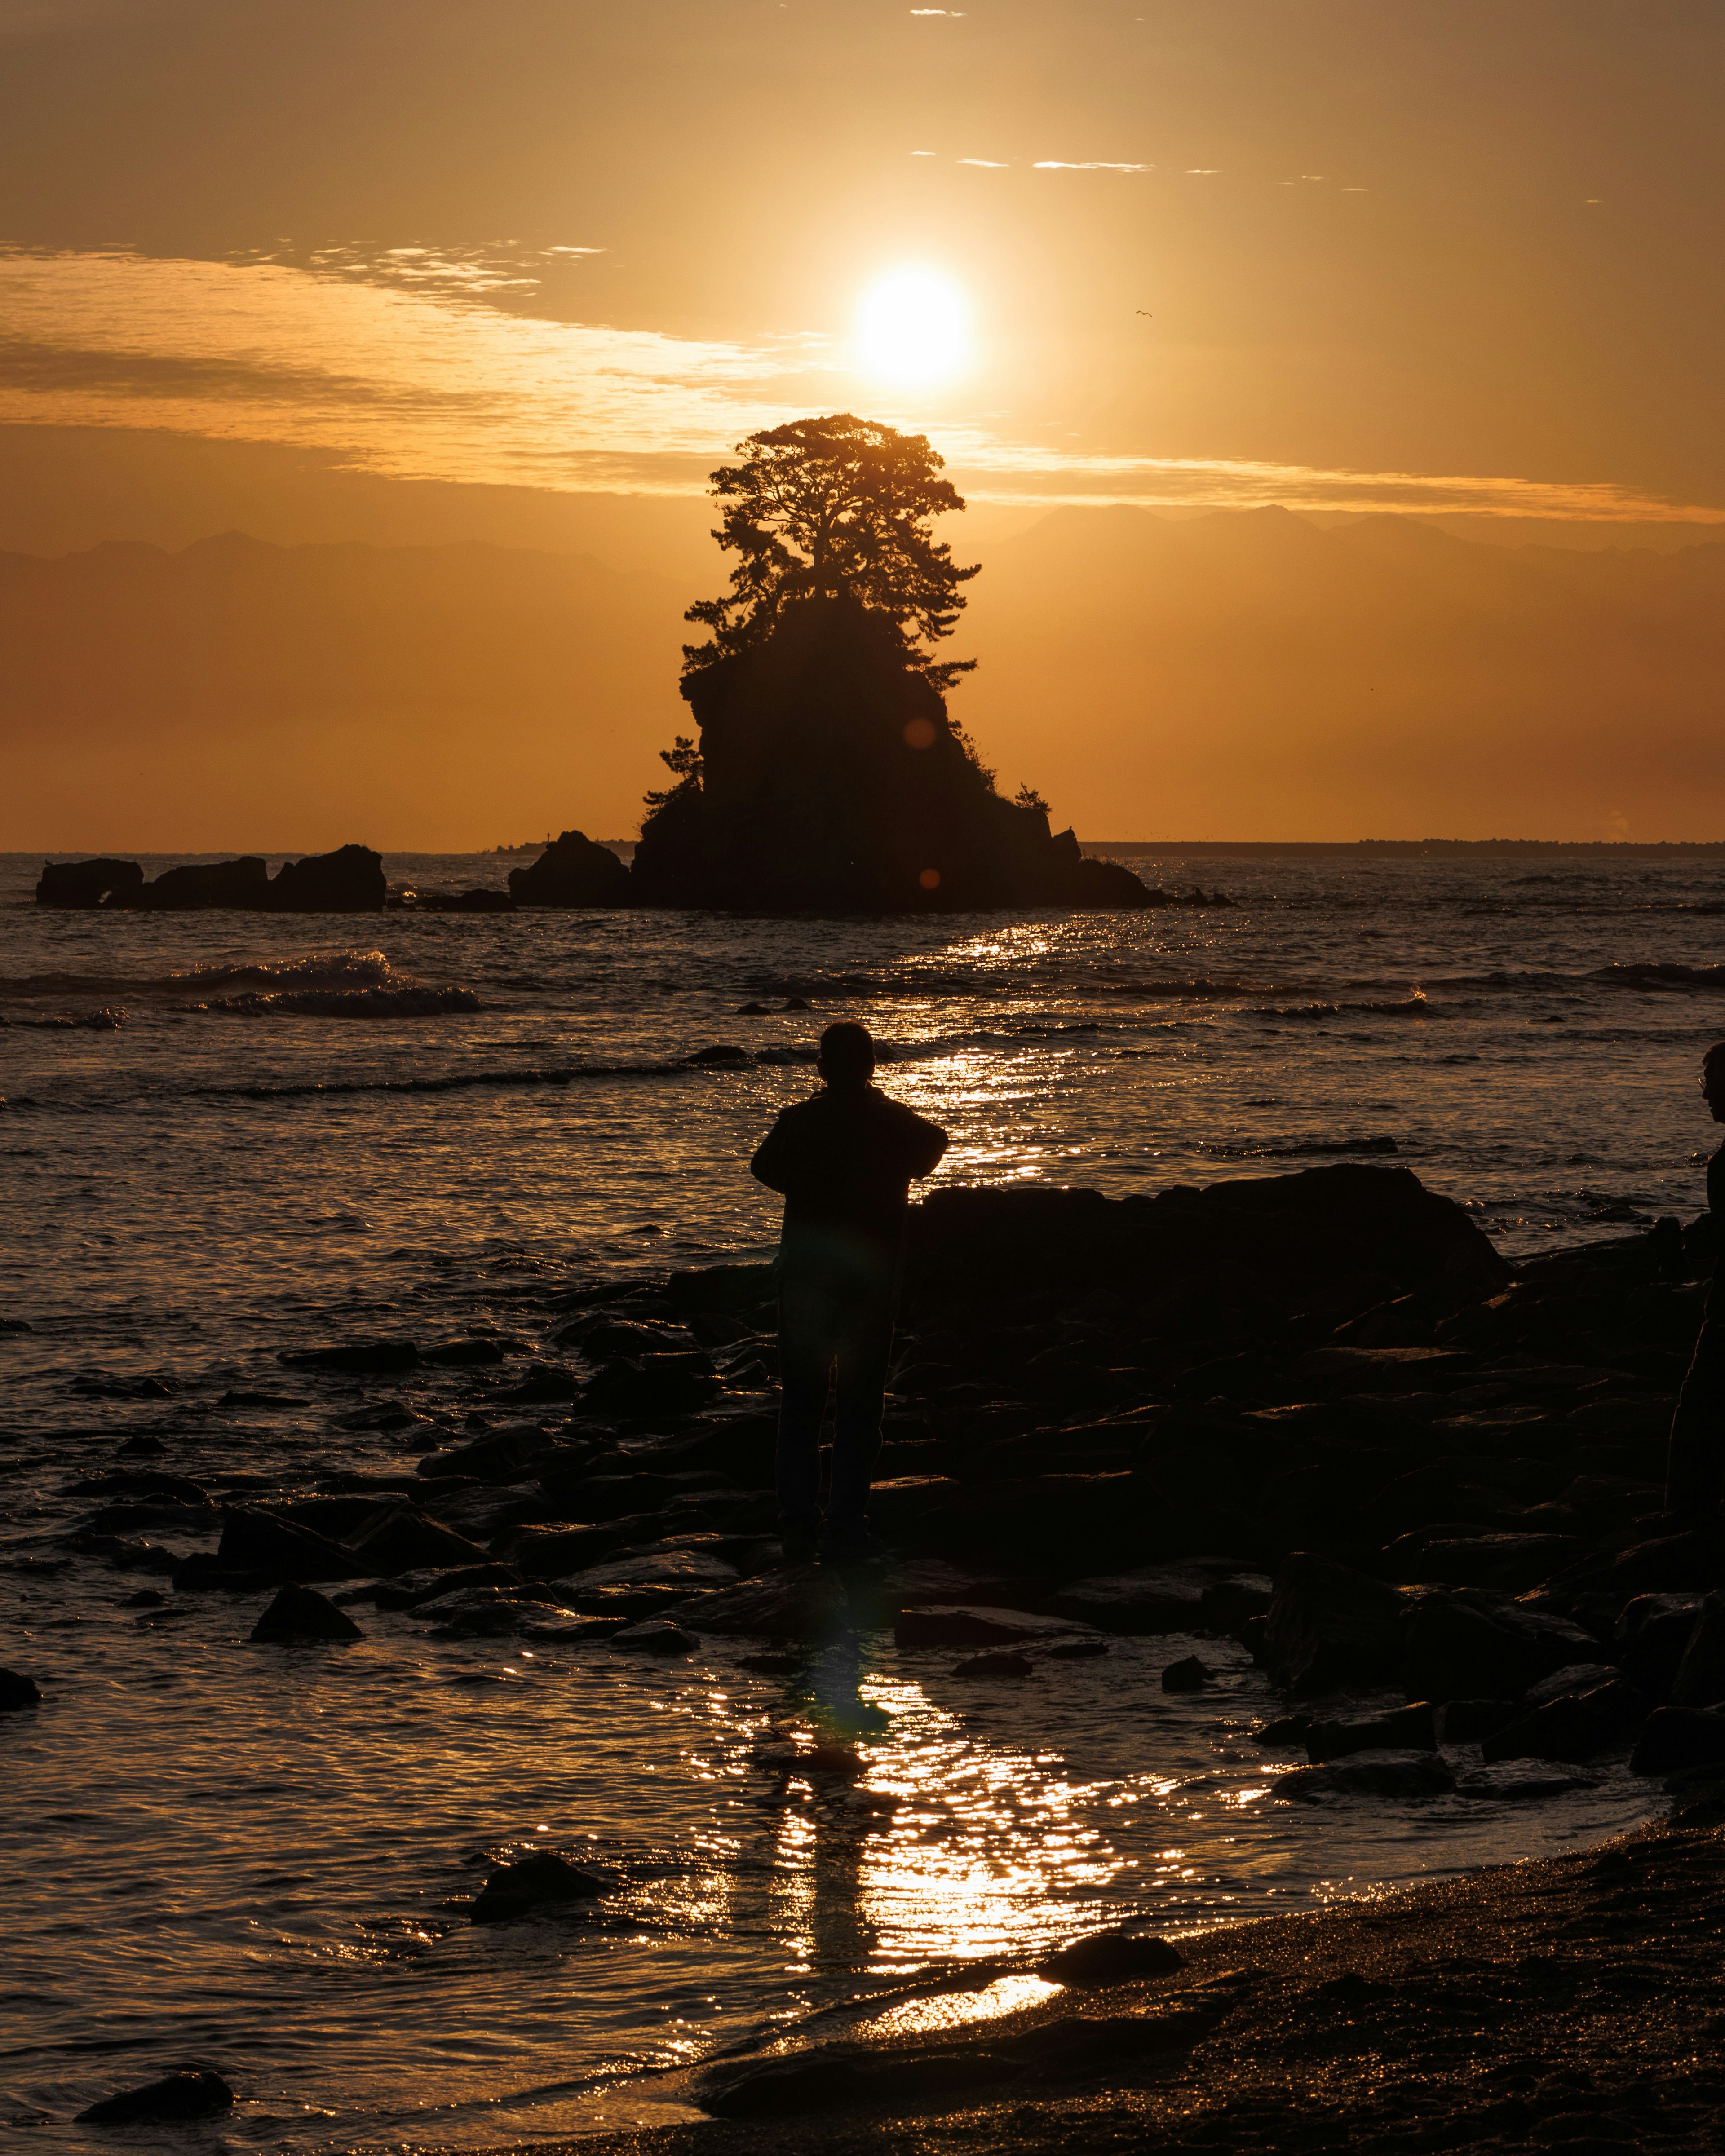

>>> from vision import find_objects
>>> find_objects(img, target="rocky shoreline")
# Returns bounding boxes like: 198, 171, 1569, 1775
11, 1162, 1721, 2144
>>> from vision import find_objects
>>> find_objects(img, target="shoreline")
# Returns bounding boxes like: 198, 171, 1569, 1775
475, 1798, 1725, 2154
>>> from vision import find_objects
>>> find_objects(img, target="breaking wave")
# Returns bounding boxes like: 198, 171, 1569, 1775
183, 985, 480, 1018
0, 949, 402, 1001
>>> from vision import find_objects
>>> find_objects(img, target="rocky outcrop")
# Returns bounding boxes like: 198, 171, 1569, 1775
76, 2070, 235, 2124
35, 857, 145, 906
266, 843, 386, 911
507, 829, 631, 906
36, 845, 386, 911
631, 596, 1158, 911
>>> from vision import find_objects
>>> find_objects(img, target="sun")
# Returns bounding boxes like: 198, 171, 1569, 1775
855, 268, 969, 386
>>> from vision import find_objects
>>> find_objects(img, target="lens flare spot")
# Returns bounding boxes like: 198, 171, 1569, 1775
920, 868, 942, 889
904, 718, 938, 749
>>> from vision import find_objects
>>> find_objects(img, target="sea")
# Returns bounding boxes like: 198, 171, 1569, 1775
3, 845, 1722, 2149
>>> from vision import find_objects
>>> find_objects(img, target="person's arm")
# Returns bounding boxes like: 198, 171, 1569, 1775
905, 1110, 949, 1180
751, 1112, 799, 1194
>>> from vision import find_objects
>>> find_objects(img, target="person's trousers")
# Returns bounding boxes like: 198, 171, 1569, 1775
776, 1280, 894, 1535
1666, 1273, 1725, 1517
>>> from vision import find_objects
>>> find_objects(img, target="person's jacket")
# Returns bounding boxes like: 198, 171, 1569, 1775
751, 1084, 948, 1299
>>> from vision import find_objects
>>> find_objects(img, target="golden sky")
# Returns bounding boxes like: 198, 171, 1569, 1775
3, 0, 1722, 523
3, 1, 1724, 847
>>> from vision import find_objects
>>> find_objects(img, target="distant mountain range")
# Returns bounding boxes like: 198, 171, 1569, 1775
4, 510, 1722, 848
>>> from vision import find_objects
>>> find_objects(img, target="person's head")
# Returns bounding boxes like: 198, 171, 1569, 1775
818, 1020, 876, 1091
1704, 1041, 1725, 1123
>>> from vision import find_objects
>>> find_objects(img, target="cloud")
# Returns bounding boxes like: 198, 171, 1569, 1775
1033, 161, 1151, 173
909, 150, 938, 156
1185, 168, 1220, 175
1, 246, 1717, 526
956, 157, 1007, 167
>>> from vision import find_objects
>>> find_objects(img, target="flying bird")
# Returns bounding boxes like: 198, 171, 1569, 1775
1136, 309, 1153, 316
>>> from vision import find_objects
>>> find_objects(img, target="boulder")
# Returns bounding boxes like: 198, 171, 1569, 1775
1384, 1532, 1587, 1593
250, 1584, 363, 1642
76, 2070, 234, 2124
1399, 1593, 1595, 1702
895, 1605, 1075, 1649
421, 1338, 511, 1367
1036, 1932, 1185, 1985
36, 857, 144, 907
217, 1507, 362, 1583
508, 830, 632, 907
1630, 1706, 1725, 1776
470, 1851, 605, 1923
1479, 1690, 1629, 1765
1670, 1590, 1725, 1708
0, 1667, 43, 1710
1433, 1698, 1521, 1745
583, 1352, 721, 1418
1262, 1555, 1404, 1692
419, 1424, 562, 1484
265, 842, 386, 910
1278, 1749, 1458, 1802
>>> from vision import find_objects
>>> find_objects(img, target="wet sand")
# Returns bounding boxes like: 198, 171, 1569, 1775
505, 1796, 1725, 2153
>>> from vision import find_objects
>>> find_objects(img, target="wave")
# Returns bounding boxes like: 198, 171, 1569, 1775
1249, 995, 1444, 1020
0, 948, 402, 1001
1203, 1135, 1401, 1159
207, 1059, 695, 1100
181, 986, 480, 1018
0, 1005, 126, 1029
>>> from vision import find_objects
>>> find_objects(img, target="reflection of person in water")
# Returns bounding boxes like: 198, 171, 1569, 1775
751, 1021, 948, 1563
1667, 1040, 1725, 1520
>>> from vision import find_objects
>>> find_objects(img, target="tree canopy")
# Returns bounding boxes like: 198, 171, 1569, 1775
681, 413, 980, 693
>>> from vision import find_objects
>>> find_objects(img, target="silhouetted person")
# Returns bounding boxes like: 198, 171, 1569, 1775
1666, 1040, 1725, 1520
751, 1022, 948, 1561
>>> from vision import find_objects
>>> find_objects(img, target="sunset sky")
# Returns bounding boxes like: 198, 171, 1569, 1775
4, 0, 1723, 844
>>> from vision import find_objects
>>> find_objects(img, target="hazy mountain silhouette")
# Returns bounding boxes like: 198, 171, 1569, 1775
4, 512, 1723, 848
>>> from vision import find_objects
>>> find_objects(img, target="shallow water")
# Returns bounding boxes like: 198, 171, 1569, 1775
3, 847, 1720, 2147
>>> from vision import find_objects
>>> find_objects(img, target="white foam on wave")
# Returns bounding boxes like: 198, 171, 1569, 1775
165, 949, 402, 994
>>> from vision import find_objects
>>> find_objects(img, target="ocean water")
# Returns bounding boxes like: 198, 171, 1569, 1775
3, 846, 1721, 2148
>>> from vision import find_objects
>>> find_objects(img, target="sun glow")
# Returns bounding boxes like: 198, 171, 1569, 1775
856, 268, 969, 385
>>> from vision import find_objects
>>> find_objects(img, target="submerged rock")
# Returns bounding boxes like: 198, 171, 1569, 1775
1278, 1749, 1458, 1802
217, 1506, 361, 1584
0, 1668, 43, 1711
1160, 1655, 1211, 1693
76, 2070, 235, 2124
1037, 1931, 1185, 1985
469, 1851, 605, 1923
951, 1650, 1035, 1677
280, 1338, 419, 1374
250, 1585, 363, 1642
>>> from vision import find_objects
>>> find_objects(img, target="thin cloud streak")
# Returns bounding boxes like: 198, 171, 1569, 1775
1, 248, 1716, 525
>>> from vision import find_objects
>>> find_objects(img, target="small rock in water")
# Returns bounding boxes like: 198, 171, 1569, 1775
1038, 1931, 1186, 1985
76, 2069, 234, 2124
115, 1434, 167, 1458
1161, 1654, 1211, 1693
951, 1650, 1034, 1678
686, 1043, 748, 1064
737, 1652, 806, 1674
0, 1668, 44, 1711
470, 1851, 605, 1924
1048, 1639, 1109, 1660
610, 1619, 699, 1656
279, 1339, 419, 1374
249, 1585, 363, 1643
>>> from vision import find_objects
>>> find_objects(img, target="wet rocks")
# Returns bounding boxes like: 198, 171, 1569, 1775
75, 2069, 235, 2124
671, 1568, 847, 1638
469, 1851, 605, 1923
249, 1585, 363, 1642
1050, 1560, 1270, 1634
507, 830, 631, 907
895, 1605, 1072, 1650
1304, 1704, 1437, 1761
1479, 1689, 1628, 1765
1669, 1590, 1725, 1708
344, 1504, 490, 1576
111, 856, 269, 909
1037, 1931, 1185, 1985
0, 1668, 43, 1711
217, 1507, 362, 1583
418, 1423, 560, 1483
583, 1351, 721, 1417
